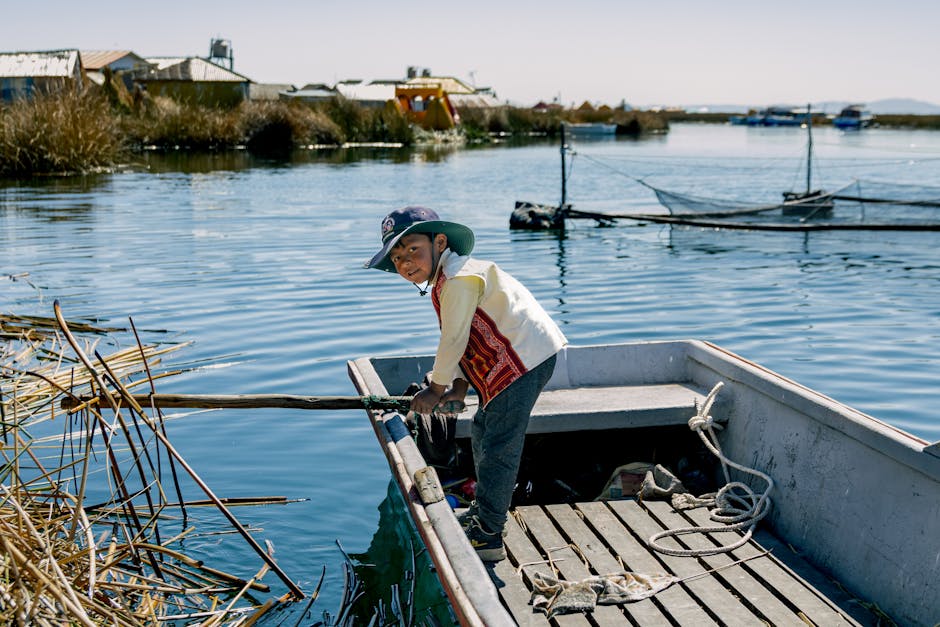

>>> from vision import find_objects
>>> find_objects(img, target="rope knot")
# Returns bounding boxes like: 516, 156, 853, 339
688, 413, 716, 431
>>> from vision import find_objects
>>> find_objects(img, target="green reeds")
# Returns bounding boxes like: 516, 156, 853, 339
0, 302, 306, 625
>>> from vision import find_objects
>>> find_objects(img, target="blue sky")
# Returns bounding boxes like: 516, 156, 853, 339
7, 0, 940, 108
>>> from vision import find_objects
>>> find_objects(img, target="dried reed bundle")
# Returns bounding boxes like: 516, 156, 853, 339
0, 302, 303, 625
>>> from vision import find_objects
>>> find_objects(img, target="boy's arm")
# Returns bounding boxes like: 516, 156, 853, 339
429, 276, 482, 387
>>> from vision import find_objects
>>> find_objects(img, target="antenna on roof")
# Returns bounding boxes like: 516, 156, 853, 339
209, 38, 233, 70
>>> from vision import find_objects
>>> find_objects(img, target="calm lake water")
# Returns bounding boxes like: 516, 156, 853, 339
3, 122, 939, 621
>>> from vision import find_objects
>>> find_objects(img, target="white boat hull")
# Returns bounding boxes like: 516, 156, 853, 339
349, 340, 940, 626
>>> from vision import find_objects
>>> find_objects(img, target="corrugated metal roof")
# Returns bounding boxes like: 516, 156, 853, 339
335, 80, 395, 102
80, 50, 139, 70
449, 93, 501, 108
135, 57, 250, 82
145, 57, 188, 70
0, 49, 80, 78
404, 76, 475, 95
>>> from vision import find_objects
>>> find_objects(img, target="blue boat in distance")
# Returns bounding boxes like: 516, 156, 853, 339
730, 106, 810, 126
833, 104, 874, 129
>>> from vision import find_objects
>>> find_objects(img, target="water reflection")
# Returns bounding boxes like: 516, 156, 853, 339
132, 143, 481, 173
0, 175, 106, 221
508, 228, 570, 300
346, 481, 455, 625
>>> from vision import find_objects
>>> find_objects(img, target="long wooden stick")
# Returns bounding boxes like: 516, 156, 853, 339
62, 393, 412, 411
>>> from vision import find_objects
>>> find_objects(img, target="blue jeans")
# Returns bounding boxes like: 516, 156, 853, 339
471, 354, 557, 534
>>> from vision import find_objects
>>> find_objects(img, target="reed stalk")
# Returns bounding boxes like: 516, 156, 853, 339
0, 302, 309, 624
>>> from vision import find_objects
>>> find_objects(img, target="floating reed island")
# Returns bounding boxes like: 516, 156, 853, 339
0, 78, 670, 176
0, 298, 320, 624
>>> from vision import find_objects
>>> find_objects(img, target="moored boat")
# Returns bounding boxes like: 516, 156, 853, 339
833, 104, 874, 129
740, 106, 810, 126
565, 122, 618, 135
349, 340, 939, 626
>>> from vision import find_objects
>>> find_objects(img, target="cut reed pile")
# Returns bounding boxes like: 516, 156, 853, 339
0, 302, 309, 625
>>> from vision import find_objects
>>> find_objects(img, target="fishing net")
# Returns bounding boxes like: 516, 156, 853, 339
650, 185, 789, 217
835, 179, 940, 207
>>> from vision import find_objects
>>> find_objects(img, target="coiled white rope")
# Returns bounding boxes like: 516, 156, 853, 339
648, 382, 775, 557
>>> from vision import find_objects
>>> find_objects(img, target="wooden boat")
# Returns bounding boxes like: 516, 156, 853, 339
348, 340, 940, 626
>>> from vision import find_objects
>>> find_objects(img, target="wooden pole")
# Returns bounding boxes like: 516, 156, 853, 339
62, 393, 412, 412
560, 122, 567, 208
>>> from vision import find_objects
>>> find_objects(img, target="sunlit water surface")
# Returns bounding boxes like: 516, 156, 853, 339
2, 123, 939, 620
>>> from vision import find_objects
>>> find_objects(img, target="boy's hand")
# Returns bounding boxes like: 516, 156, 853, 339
440, 378, 468, 406
411, 382, 446, 415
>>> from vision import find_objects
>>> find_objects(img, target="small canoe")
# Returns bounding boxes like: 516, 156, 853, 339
348, 340, 940, 626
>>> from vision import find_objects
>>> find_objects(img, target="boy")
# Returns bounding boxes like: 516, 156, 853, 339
365, 206, 567, 561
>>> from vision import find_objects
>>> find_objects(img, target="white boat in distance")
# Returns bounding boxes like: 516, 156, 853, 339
349, 340, 939, 626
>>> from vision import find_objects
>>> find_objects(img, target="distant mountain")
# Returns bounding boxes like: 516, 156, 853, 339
863, 98, 940, 115
681, 98, 940, 115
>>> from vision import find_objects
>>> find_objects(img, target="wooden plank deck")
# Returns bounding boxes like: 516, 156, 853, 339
482, 499, 877, 626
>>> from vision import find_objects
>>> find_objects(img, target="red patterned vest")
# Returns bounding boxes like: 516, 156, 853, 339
431, 274, 527, 407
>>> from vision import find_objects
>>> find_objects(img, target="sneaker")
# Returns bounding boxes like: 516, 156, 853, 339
456, 501, 479, 530
458, 504, 509, 537
466, 517, 506, 561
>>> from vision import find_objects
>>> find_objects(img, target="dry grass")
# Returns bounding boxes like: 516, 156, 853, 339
0, 301, 307, 625
119, 96, 245, 151
456, 105, 669, 141
0, 90, 121, 176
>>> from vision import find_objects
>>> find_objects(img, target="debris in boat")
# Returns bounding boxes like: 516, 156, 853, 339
531, 570, 679, 617
594, 462, 655, 500
638, 463, 690, 500
529, 549, 771, 618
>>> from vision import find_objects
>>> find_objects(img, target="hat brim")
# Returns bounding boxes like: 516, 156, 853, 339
365, 220, 475, 272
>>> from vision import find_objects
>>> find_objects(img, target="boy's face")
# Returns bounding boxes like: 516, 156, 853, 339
389, 232, 447, 283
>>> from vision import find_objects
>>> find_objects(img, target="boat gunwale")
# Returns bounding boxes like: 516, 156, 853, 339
347, 358, 514, 627
689, 340, 939, 482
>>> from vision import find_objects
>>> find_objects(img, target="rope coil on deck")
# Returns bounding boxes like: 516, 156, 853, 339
648, 382, 775, 557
